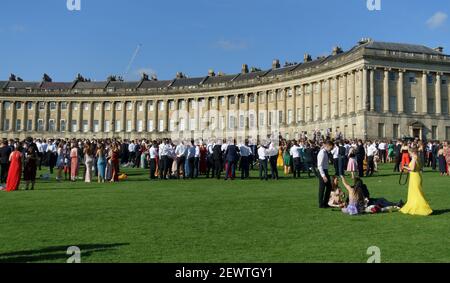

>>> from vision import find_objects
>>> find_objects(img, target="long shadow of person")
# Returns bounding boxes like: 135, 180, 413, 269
0, 243, 129, 263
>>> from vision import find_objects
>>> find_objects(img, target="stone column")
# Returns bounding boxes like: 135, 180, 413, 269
34, 102, 39, 132
436, 72, 442, 115
282, 88, 287, 125
369, 68, 375, 112
351, 71, 356, 114
292, 87, 297, 123
78, 102, 83, 133
122, 102, 127, 133
10, 101, 16, 131
111, 101, 116, 133
22, 101, 28, 132
0, 101, 3, 131
196, 98, 201, 132
273, 90, 278, 127
153, 100, 158, 132
143, 100, 148, 132
44, 102, 49, 132
334, 77, 339, 117
88, 102, 94, 132
342, 74, 348, 115
164, 100, 169, 132
265, 91, 270, 132
255, 93, 260, 131
234, 95, 239, 137
422, 72, 428, 115
362, 68, 368, 111
246, 94, 250, 132
398, 70, 405, 114
299, 85, 305, 122
55, 101, 61, 132
99, 102, 104, 132
327, 78, 332, 119
383, 69, 390, 113
67, 102, 72, 133
132, 101, 137, 132
308, 85, 313, 122
317, 81, 322, 121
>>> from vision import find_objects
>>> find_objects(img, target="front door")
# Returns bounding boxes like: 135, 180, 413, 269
412, 128, 421, 138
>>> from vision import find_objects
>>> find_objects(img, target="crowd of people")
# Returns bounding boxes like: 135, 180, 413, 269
1, 135, 448, 216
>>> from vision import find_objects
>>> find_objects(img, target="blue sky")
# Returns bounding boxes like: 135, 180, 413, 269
0, 0, 449, 82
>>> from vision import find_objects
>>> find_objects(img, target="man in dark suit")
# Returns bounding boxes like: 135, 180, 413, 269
355, 139, 365, 178
224, 140, 240, 180
0, 140, 12, 184
393, 140, 402, 172
212, 141, 223, 180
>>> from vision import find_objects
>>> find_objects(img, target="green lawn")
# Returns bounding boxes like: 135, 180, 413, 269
0, 164, 449, 263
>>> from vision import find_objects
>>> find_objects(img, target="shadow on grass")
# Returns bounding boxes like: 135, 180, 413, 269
0, 243, 129, 263
432, 209, 450, 216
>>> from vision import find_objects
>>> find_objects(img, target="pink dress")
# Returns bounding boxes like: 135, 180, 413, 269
346, 148, 358, 172
70, 148, 79, 180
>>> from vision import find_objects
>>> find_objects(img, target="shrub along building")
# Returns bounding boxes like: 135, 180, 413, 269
1, 39, 450, 141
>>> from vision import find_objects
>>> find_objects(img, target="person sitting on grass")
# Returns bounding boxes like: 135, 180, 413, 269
328, 176, 345, 208
356, 177, 403, 213
340, 175, 366, 215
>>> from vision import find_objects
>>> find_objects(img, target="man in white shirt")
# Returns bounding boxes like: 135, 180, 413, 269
268, 141, 279, 180
175, 141, 186, 179
148, 141, 158, 180
378, 140, 387, 164
317, 140, 334, 208
258, 144, 268, 181
290, 141, 301, 178
194, 142, 200, 178
366, 141, 377, 177
47, 139, 57, 174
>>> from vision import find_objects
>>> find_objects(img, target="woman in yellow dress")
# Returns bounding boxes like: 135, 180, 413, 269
400, 147, 433, 216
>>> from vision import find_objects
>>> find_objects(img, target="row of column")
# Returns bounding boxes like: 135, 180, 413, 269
371, 68, 444, 115
1, 67, 447, 134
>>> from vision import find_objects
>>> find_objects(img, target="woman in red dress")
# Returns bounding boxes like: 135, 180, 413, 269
6, 144, 23, 192
400, 142, 410, 170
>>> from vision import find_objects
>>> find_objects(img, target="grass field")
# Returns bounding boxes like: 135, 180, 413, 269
0, 164, 449, 263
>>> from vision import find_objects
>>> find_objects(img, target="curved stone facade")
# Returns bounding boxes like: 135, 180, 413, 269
1, 40, 450, 141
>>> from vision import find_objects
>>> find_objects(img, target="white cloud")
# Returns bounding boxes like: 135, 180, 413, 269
215, 38, 248, 51
426, 11, 448, 29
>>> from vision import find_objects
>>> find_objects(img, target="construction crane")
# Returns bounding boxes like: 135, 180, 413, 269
123, 43, 143, 79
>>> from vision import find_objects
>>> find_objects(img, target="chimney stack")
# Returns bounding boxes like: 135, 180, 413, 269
176, 72, 185, 79
304, 53, 312, 62
332, 46, 343, 56
272, 59, 280, 69
434, 46, 444, 53
208, 69, 216, 77
241, 64, 249, 74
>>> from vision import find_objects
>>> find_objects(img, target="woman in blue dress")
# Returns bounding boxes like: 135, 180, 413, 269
96, 144, 107, 183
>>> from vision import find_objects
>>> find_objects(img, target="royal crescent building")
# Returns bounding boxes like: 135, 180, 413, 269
1, 39, 450, 141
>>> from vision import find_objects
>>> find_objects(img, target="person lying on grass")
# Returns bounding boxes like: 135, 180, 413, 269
339, 176, 403, 215
358, 177, 404, 213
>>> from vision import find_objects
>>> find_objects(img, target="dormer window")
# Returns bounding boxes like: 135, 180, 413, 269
107, 87, 115, 93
